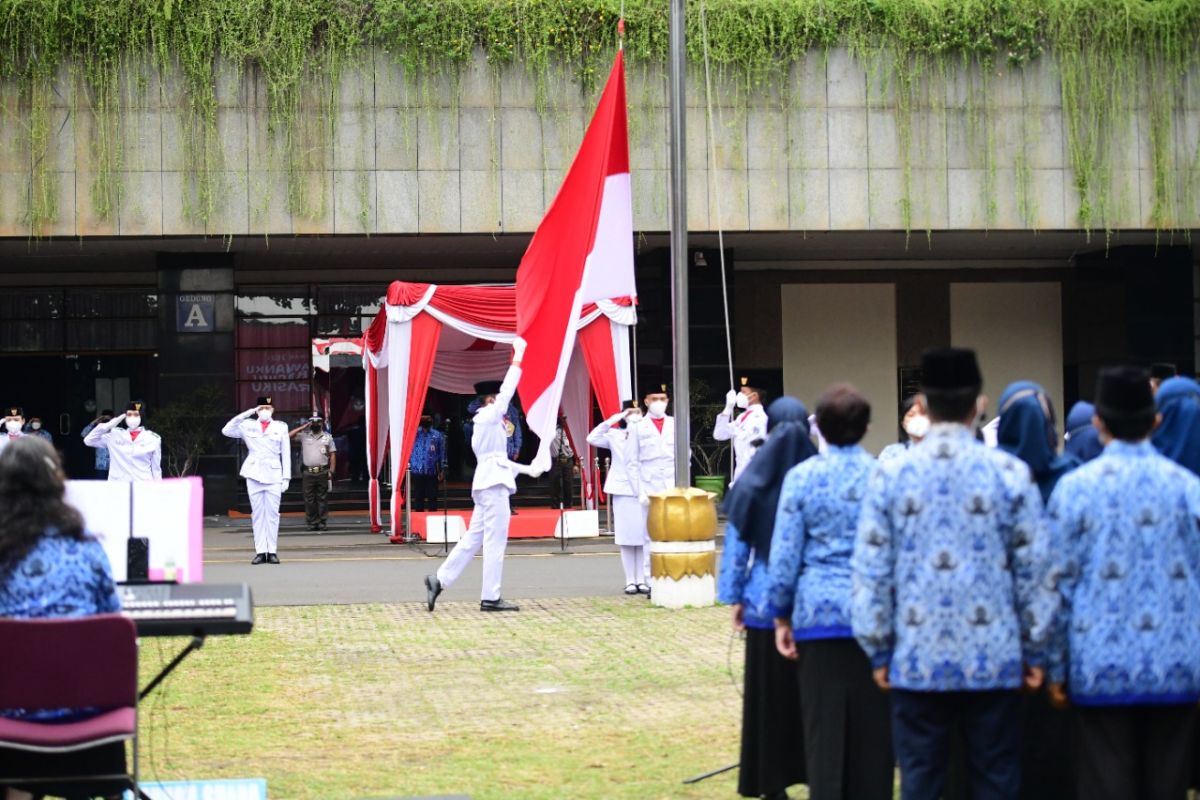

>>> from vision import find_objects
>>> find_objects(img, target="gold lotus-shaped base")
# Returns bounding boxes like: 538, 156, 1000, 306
651, 551, 716, 581
646, 487, 718, 543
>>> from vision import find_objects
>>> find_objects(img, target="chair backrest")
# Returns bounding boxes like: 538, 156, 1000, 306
0, 614, 138, 710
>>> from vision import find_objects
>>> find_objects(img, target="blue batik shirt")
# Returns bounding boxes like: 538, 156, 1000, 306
717, 522, 774, 629
1, 532, 121, 723
1047, 440, 1200, 705
409, 427, 447, 476
768, 445, 876, 640
851, 424, 1058, 691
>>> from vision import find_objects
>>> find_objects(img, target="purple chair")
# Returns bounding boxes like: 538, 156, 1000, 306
0, 614, 140, 799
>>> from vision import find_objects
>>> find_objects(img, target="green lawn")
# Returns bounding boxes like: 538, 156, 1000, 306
135, 598, 766, 799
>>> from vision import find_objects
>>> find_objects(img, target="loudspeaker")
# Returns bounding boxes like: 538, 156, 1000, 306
126, 537, 149, 581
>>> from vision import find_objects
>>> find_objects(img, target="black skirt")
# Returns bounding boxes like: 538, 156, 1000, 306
739, 626, 806, 797
797, 637, 894, 800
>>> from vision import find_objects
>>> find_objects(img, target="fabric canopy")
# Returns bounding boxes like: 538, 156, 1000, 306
363, 281, 636, 536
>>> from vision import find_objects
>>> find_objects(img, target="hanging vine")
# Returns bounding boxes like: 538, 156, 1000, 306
0, 0, 1195, 235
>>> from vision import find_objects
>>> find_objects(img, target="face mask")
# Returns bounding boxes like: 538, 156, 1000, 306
312, 422, 323, 433
258, 409, 273, 421
648, 401, 667, 418
904, 414, 931, 439
735, 393, 750, 410
5, 420, 21, 434
125, 416, 141, 430
30, 422, 41, 430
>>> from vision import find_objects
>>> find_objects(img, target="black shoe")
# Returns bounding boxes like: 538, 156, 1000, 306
307, 524, 317, 531
480, 598, 520, 612
251, 553, 267, 565
318, 521, 327, 531
266, 553, 280, 564
425, 574, 443, 612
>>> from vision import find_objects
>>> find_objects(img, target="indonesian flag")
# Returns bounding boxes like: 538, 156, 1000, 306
516, 50, 636, 472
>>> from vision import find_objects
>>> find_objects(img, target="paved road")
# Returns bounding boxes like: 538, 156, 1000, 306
202, 516, 696, 607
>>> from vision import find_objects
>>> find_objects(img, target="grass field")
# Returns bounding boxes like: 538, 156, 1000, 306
135, 597, 766, 799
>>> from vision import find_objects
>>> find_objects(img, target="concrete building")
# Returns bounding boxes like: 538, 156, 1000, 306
0, 47, 1196, 505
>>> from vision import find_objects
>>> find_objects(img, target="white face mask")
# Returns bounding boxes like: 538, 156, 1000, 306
125, 415, 141, 430
5, 420, 22, 434
258, 409, 274, 421
30, 422, 41, 430
648, 401, 668, 418
904, 414, 931, 439
735, 393, 750, 410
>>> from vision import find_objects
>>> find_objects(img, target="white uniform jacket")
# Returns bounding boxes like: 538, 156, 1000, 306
713, 404, 768, 483
83, 419, 162, 481
223, 412, 292, 487
631, 415, 676, 495
471, 365, 522, 494
586, 418, 641, 498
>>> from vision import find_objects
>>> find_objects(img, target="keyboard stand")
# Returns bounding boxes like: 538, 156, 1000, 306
139, 635, 205, 702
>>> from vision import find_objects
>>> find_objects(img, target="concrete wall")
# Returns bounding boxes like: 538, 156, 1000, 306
0, 47, 1196, 237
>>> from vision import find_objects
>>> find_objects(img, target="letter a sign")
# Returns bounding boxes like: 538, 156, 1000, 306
176, 294, 215, 333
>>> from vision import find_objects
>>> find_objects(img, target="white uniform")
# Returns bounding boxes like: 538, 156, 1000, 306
223, 411, 291, 555
83, 418, 162, 481
589, 414, 651, 588
631, 414, 676, 495
713, 403, 768, 483
437, 365, 522, 602
0, 431, 25, 453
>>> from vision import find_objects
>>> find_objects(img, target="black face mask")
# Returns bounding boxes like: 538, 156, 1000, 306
420, 418, 433, 429
312, 423, 323, 433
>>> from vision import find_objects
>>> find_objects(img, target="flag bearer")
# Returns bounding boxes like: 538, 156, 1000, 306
587, 400, 649, 595
0, 407, 25, 453
713, 378, 768, 484
425, 338, 541, 612
223, 396, 291, 565
83, 401, 162, 481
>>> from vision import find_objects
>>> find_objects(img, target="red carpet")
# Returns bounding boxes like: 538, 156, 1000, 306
407, 508, 572, 539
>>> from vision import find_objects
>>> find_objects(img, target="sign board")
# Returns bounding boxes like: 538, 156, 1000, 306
125, 778, 267, 800
177, 293, 215, 333
66, 477, 205, 583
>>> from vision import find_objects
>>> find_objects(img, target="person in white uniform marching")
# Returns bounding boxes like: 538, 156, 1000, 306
223, 395, 291, 565
82, 401, 162, 481
425, 338, 541, 613
588, 400, 650, 595
0, 407, 26, 454
713, 379, 769, 484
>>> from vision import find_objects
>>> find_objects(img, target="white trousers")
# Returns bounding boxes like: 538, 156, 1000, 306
248, 479, 281, 554
436, 485, 512, 601
619, 545, 645, 586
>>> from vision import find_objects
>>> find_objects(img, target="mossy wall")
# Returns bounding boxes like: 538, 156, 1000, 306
0, 0, 1196, 237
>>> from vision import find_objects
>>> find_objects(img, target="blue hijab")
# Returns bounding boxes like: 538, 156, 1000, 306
1064, 401, 1104, 464
996, 381, 1078, 503
722, 396, 819, 559
1152, 376, 1200, 476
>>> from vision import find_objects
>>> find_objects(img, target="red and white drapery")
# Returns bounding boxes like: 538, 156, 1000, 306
362, 280, 635, 535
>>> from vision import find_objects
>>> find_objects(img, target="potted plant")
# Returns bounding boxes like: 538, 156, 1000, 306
688, 378, 731, 501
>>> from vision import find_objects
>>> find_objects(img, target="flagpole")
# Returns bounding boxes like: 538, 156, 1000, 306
668, 0, 691, 488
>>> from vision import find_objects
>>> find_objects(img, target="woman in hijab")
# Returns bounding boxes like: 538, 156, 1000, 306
1151, 376, 1200, 476
1063, 401, 1104, 464
992, 381, 1077, 800
996, 381, 1078, 503
718, 396, 818, 800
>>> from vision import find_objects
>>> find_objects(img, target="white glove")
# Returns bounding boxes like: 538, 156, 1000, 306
606, 411, 626, 426
328, 479, 334, 493
527, 468, 544, 479
105, 415, 125, 429
281, 481, 290, 494
512, 336, 528, 361
243, 407, 259, 417
638, 493, 650, 508
724, 390, 738, 412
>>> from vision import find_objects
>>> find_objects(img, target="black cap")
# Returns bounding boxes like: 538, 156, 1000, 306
920, 348, 983, 391
621, 399, 640, 411
1095, 365, 1155, 420
4, 406, 22, 417
1150, 362, 1177, 381
474, 381, 502, 397
126, 401, 144, 413
256, 396, 273, 406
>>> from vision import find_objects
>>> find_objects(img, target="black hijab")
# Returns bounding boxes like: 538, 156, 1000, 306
722, 396, 819, 559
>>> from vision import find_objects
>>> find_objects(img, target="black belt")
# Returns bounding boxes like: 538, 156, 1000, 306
304, 465, 329, 474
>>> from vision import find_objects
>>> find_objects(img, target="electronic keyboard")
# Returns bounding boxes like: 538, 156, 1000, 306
119, 582, 254, 637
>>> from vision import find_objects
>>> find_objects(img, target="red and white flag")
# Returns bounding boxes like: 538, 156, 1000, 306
516, 50, 636, 472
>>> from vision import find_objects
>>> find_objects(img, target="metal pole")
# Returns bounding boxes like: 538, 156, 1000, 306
601, 456, 610, 533
403, 467, 413, 542
668, 0, 691, 489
